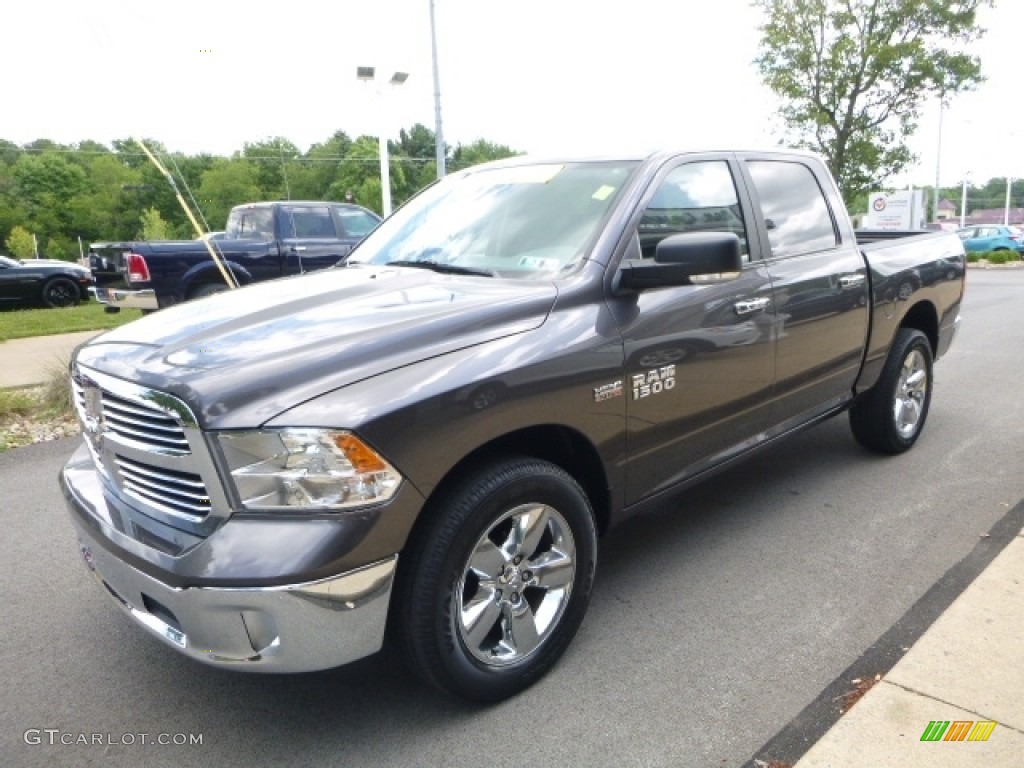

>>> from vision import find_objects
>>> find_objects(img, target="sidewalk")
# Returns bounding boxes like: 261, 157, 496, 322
0, 330, 102, 388
785, 526, 1024, 767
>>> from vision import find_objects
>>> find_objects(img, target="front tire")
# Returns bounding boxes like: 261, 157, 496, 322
849, 328, 933, 454
42, 277, 80, 308
393, 457, 597, 702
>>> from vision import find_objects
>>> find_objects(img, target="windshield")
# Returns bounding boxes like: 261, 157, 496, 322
350, 160, 638, 278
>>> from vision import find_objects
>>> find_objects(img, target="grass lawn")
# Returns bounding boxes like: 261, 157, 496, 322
0, 302, 143, 342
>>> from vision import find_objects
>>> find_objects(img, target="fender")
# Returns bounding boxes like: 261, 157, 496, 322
180, 260, 254, 298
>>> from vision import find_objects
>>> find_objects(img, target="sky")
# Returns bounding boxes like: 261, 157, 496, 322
3, 0, 1021, 189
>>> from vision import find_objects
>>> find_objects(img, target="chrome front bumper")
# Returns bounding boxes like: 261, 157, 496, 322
63, 443, 398, 673
95, 286, 158, 311
72, 513, 396, 672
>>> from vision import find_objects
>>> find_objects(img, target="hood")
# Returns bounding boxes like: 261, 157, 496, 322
75, 265, 556, 428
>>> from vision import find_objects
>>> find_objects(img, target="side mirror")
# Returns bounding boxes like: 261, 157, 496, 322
615, 232, 743, 293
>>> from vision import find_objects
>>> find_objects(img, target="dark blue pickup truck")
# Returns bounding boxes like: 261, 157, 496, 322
90, 201, 381, 311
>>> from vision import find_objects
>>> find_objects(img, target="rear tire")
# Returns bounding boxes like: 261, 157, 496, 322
189, 282, 229, 300
392, 457, 597, 702
42, 277, 80, 308
849, 328, 933, 454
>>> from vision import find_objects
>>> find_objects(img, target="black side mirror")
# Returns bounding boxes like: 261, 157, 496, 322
615, 232, 742, 293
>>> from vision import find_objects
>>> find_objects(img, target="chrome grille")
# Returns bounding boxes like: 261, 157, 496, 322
102, 391, 190, 454
115, 455, 211, 520
72, 378, 190, 455
71, 366, 226, 537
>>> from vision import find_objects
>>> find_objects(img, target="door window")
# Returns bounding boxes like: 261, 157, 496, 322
287, 207, 337, 238
639, 161, 750, 261
746, 161, 837, 258
336, 207, 380, 237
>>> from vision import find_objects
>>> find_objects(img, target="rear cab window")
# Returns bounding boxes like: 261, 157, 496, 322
225, 207, 275, 240
744, 160, 838, 258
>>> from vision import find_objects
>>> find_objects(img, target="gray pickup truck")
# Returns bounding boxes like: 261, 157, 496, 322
61, 150, 965, 702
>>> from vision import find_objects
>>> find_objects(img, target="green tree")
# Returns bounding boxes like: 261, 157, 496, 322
45, 236, 77, 260
66, 154, 144, 243
12, 152, 89, 237
395, 123, 445, 191
195, 159, 262, 230
301, 130, 355, 199
6, 225, 35, 259
242, 137, 302, 200
328, 135, 410, 215
450, 139, 520, 172
754, 0, 990, 203
140, 207, 171, 240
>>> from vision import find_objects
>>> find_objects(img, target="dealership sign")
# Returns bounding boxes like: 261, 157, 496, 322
863, 190, 926, 230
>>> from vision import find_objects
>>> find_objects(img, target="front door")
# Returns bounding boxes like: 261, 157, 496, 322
617, 156, 776, 504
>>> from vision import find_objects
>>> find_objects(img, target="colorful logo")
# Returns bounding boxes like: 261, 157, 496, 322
920, 720, 997, 742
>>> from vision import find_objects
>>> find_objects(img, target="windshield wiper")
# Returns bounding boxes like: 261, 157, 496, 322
384, 259, 496, 277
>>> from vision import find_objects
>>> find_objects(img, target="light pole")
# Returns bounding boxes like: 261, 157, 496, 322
960, 174, 971, 229
933, 99, 944, 224
1005, 177, 1014, 226
357, 66, 409, 217
429, 0, 446, 178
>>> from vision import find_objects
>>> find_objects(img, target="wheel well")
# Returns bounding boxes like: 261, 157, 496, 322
899, 301, 939, 355
416, 425, 612, 538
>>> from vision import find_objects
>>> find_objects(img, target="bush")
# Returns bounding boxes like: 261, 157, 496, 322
986, 251, 1010, 265
966, 251, 980, 263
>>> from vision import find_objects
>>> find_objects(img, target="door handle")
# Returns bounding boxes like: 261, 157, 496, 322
733, 297, 771, 316
291, 245, 307, 252
838, 274, 865, 289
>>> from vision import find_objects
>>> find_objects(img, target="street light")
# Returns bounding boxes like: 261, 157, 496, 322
429, 0, 446, 178
357, 66, 409, 217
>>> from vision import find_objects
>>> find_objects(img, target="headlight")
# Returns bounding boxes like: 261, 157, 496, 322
217, 429, 402, 512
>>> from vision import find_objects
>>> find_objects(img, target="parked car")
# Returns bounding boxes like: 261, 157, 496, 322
0, 255, 93, 308
90, 201, 382, 311
955, 225, 1024, 255
62, 149, 965, 702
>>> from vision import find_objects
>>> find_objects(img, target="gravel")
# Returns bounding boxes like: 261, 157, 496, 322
0, 386, 80, 451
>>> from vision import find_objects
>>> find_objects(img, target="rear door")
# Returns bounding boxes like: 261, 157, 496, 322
619, 154, 777, 503
739, 155, 869, 430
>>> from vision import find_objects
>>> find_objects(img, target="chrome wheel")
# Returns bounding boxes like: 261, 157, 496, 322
850, 328, 933, 455
893, 348, 928, 439
456, 503, 576, 666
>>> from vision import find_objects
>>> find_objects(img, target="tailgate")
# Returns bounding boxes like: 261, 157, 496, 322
89, 243, 137, 295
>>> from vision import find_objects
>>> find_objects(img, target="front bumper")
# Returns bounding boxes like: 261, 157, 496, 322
62, 442, 399, 673
95, 285, 158, 311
